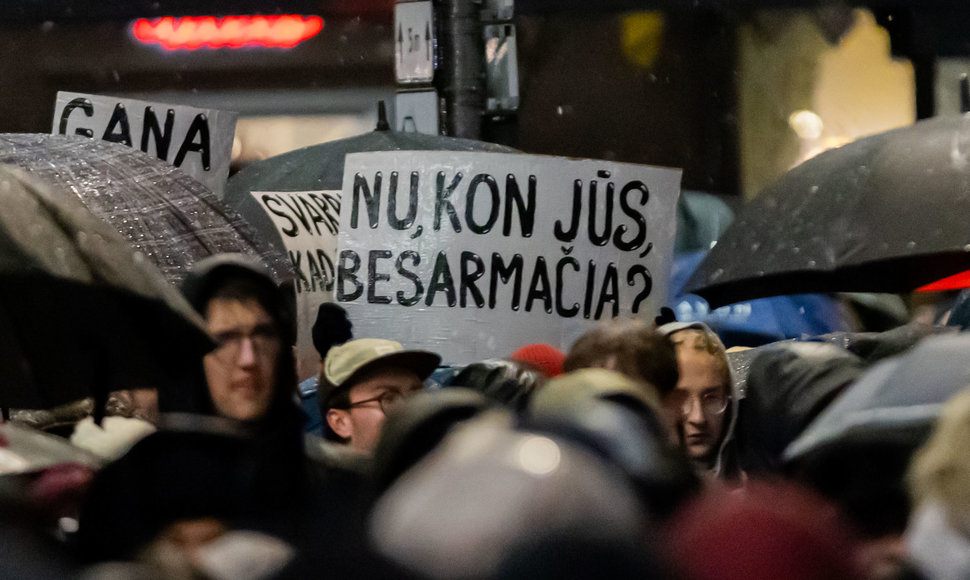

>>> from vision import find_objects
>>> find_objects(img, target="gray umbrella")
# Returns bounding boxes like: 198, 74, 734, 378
224, 104, 517, 252
687, 115, 970, 307
0, 133, 291, 286
0, 164, 212, 410
784, 332, 970, 462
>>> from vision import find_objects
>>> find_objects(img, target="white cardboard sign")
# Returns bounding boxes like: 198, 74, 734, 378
338, 151, 682, 364
250, 190, 341, 381
52, 91, 238, 195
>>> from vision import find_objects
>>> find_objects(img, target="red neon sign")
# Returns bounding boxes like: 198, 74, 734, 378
132, 15, 324, 50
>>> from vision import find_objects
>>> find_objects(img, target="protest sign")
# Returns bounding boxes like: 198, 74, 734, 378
52, 91, 237, 195
338, 151, 682, 364
250, 190, 341, 381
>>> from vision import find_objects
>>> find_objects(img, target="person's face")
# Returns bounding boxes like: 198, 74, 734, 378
327, 367, 424, 455
665, 349, 728, 465
203, 297, 280, 421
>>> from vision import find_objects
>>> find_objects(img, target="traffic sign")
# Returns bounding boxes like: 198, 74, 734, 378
395, 89, 439, 135
395, 1, 435, 84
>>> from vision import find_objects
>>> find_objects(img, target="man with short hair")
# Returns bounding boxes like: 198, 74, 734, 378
320, 338, 440, 455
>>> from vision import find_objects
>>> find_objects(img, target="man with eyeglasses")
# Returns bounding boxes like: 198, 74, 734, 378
320, 338, 440, 455
181, 255, 296, 423
659, 322, 742, 482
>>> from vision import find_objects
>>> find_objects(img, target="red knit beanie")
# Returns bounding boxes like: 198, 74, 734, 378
510, 344, 566, 378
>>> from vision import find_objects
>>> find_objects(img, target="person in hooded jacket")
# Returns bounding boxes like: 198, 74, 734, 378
174, 254, 310, 527
738, 342, 864, 476
658, 321, 742, 483
180, 254, 411, 578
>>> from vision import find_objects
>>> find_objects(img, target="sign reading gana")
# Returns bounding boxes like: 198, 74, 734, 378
338, 151, 682, 364
52, 91, 237, 195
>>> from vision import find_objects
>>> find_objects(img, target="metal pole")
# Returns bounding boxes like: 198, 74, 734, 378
435, 0, 485, 138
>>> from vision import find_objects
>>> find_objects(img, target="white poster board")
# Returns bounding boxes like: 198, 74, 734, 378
52, 91, 237, 195
338, 151, 682, 364
250, 190, 341, 381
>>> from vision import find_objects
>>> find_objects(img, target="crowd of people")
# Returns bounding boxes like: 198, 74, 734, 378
3, 251, 970, 579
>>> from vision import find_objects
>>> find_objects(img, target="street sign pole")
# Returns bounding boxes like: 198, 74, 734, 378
395, 0, 517, 140
434, 0, 485, 139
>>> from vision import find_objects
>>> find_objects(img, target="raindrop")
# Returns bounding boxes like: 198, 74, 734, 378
792, 247, 800, 254
556, 106, 564, 116
964, 244, 970, 252
750, 242, 760, 252
40, 21, 55, 33
807, 260, 816, 267
711, 268, 723, 280
757, 270, 765, 276
906, 241, 916, 249
808, 185, 819, 194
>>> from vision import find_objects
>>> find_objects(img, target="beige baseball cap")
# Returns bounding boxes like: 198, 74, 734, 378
320, 338, 441, 405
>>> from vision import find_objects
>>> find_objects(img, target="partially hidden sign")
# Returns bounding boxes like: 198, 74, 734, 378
52, 91, 237, 195
251, 190, 341, 381
338, 151, 682, 364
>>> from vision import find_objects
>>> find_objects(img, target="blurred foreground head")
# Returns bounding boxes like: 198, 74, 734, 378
907, 387, 970, 579
76, 423, 258, 563
665, 481, 863, 580
370, 413, 649, 579
526, 368, 700, 521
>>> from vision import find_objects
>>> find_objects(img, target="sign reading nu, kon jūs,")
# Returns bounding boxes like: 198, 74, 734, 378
337, 150, 683, 364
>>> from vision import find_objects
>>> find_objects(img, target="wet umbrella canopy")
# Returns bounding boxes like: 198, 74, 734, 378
784, 333, 970, 462
0, 133, 291, 286
224, 107, 517, 251
688, 115, 970, 307
0, 164, 212, 409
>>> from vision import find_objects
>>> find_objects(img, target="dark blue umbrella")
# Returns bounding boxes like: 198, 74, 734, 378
669, 250, 852, 347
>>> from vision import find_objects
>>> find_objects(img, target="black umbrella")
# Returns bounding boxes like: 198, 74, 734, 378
0, 164, 212, 410
224, 103, 517, 251
0, 133, 291, 286
784, 332, 970, 462
687, 115, 970, 307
